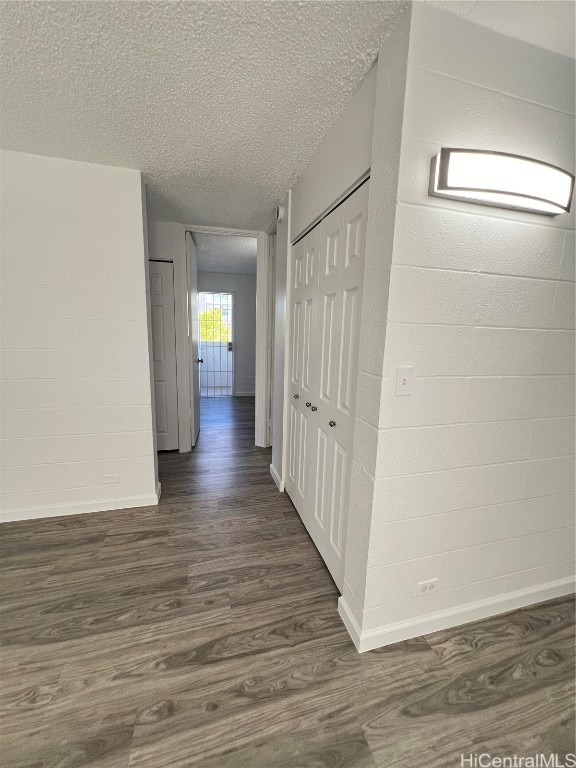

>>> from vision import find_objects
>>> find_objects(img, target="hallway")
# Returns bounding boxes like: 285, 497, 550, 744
0, 398, 574, 767
158, 397, 279, 502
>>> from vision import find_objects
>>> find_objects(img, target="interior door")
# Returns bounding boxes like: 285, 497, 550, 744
285, 181, 369, 591
285, 229, 319, 521
186, 232, 200, 445
307, 202, 345, 581
149, 260, 179, 451
307, 181, 369, 589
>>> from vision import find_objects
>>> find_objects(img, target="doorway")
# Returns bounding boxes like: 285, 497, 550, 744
199, 291, 234, 397
147, 222, 273, 453
148, 259, 179, 451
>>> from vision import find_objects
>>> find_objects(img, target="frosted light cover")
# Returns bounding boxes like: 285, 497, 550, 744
429, 148, 574, 215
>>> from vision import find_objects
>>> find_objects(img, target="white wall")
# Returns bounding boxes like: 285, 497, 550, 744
197, 271, 257, 396
341, 4, 575, 650
340, 6, 413, 630
0, 150, 158, 521
291, 64, 377, 240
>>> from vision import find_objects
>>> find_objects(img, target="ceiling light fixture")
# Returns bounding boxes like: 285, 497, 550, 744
429, 148, 574, 215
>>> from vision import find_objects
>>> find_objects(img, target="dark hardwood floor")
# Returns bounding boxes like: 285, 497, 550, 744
1, 396, 574, 767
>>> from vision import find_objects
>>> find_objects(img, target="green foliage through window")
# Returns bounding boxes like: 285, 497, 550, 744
199, 308, 231, 342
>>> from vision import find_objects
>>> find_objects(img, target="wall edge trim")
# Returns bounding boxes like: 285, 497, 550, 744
1, 491, 160, 524
340, 577, 575, 652
270, 463, 284, 492
338, 596, 363, 650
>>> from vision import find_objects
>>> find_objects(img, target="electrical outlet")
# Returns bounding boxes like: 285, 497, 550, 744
417, 578, 439, 596
103, 474, 120, 485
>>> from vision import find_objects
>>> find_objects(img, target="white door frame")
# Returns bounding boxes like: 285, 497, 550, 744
185, 231, 200, 446
279, 191, 293, 492
147, 221, 192, 454
184, 224, 271, 448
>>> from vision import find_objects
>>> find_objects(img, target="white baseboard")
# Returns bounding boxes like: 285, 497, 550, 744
156, 482, 162, 501
339, 576, 576, 653
1, 490, 160, 524
269, 463, 284, 491
338, 596, 363, 648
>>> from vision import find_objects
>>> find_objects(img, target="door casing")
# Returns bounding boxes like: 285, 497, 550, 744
184, 224, 272, 448
149, 260, 180, 451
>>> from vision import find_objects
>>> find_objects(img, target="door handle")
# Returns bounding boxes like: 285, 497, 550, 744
306, 402, 311, 407
294, 394, 299, 399
329, 420, 336, 427
311, 406, 318, 412
228, 342, 233, 352
197, 358, 204, 364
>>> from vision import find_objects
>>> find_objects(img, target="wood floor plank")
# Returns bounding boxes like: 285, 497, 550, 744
1, 397, 574, 767
364, 669, 575, 767
425, 595, 575, 672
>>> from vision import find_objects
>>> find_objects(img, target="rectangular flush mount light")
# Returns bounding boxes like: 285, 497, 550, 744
429, 148, 574, 215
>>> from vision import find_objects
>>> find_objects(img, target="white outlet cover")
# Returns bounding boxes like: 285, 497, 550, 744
417, 578, 439, 596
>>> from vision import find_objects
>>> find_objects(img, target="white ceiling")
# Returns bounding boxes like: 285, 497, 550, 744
0, 0, 407, 230
1, 1, 572, 232
193, 233, 257, 275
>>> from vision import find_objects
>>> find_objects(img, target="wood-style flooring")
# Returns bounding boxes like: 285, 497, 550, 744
1, 397, 574, 767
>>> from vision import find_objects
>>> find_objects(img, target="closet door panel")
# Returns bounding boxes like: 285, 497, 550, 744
285, 181, 369, 592
285, 240, 305, 514
337, 181, 369, 418
329, 439, 347, 557
313, 427, 329, 530
307, 182, 369, 591
318, 206, 344, 410
337, 286, 359, 415
287, 401, 299, 488
285, 230, 319, 525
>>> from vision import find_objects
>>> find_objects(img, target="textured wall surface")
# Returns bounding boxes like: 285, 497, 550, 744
344, 4, 575, 647
0, 1, 407, 230
197, 272, 257, 396
0, 151, 158, 521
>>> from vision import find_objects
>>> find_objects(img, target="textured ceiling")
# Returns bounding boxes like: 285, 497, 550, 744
193, 233, 257, 275
0, 0, 407, 230
430, 1, 575, 58
1, 2, 570, 232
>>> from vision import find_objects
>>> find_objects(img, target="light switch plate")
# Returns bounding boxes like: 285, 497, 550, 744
395, 365, 413, 396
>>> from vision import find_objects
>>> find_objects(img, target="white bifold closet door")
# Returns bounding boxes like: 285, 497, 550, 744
285, 181, 369, 590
